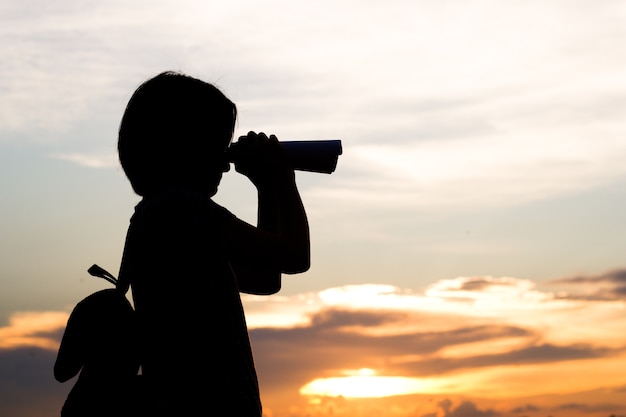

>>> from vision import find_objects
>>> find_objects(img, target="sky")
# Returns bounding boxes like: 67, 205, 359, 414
1, 0, 626, 416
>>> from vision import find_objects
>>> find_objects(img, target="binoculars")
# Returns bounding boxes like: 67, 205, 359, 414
226, 140, 343, 174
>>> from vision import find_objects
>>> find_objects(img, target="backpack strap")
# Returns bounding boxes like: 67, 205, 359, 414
87, 264, 118, 286
115, 230, 133, 295
88, 258, 130, 295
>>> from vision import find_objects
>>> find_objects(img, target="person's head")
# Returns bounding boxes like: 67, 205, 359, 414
118, 71, 237, 196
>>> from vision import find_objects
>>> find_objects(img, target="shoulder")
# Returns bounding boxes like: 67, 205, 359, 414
132, 188, 235, 225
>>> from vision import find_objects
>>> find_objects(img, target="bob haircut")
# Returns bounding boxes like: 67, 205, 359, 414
118, 71, 237, 196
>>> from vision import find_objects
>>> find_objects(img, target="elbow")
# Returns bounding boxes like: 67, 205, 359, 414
242, 279, 281, 295
291, 257, 310, 274
262, 280, 282, 295
238, 270, 282, 295
282, 249, 310, 274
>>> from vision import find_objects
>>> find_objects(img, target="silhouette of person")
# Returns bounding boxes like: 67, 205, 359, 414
54, 288, 141, 417
116, 71, 310, 416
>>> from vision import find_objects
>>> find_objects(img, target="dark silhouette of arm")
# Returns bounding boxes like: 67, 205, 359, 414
225, 132, 310, 294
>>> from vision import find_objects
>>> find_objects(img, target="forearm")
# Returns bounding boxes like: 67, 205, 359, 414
257, 173, 310, 273
231, 131, 311, 278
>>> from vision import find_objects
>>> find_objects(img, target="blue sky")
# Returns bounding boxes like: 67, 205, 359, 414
2, 1, 626, 416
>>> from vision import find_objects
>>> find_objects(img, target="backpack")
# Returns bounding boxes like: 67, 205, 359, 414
54, 265, 143, 417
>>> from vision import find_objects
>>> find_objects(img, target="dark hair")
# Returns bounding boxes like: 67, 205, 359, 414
118, 71, 237, 196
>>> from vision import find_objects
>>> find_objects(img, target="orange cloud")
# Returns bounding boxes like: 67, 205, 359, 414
242, 272, 626, 408
0, 311, 68, 350
1, 273, 625, 417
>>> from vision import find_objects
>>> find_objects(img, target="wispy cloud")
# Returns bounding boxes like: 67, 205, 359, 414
0, 311, 67, 350
3, 0, 626, 213
49, 152, 119, 168
435, 399, 499, 417
550, 268, 626, 301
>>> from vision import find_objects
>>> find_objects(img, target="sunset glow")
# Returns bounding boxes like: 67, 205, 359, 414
246, 277, 626, 414
0, 311, 68, 350
300, 369, 441, 398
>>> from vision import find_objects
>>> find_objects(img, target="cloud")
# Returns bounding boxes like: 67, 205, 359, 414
250, 309, 534, 393
551, 269, 626, 300
510, 404, 541, 414
49, 152, 119, 169
240, 272, 626, 400
3, 0, 626, 216
438, 399, 499, 417
308, 307, 407, 330
312, 120, 626, 213
0, 0, 210, 135
0, 311, 70, 416
250, 304, 621, 391
399, 343, 619, 377
554, 269, 626, 285
553, 402, 624, 413
0, 311, 67, 350
424, 276, 543, 302
1, 275, 626, 416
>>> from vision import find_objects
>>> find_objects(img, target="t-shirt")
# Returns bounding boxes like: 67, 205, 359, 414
120, 187, 262, 416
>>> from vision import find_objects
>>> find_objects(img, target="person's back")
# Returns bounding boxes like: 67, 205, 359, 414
124, 188, 261, 415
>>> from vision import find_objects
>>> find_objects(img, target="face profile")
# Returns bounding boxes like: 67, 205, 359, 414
117, 71, 237, 197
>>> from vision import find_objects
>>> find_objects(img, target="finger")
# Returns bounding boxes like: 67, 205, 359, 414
257, 132, 269, 143
238, 131, 257, 142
